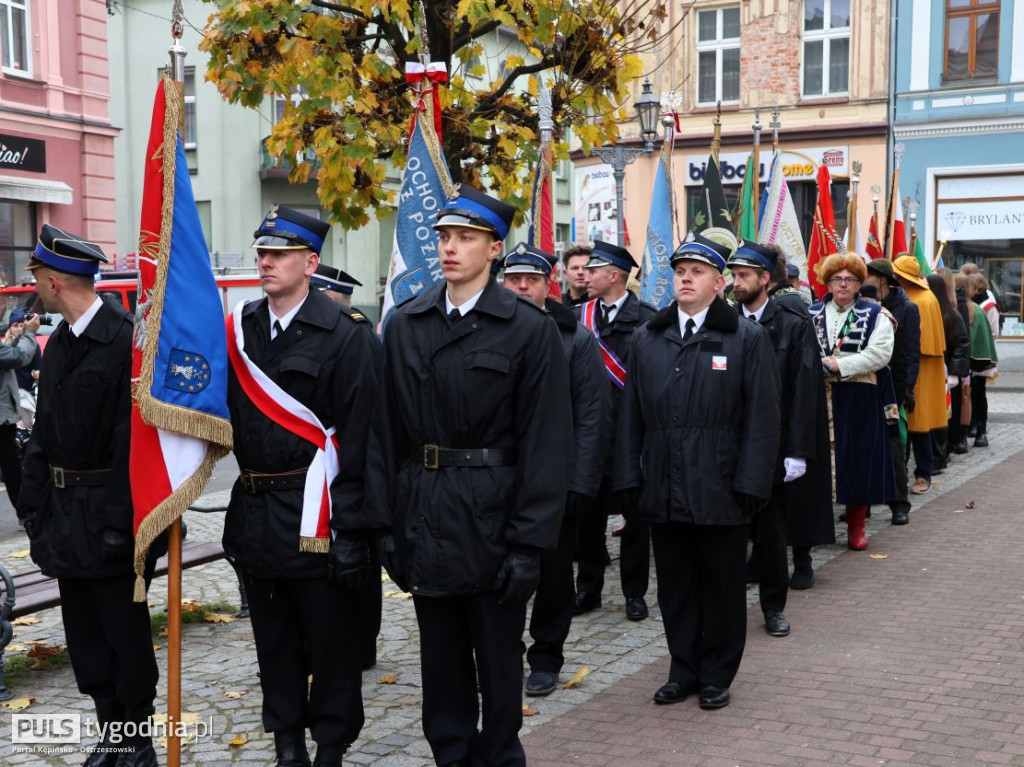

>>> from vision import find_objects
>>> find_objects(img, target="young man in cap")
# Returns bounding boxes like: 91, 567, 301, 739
370, 187, 571, 767
501, 242, 610, 697
615, 231, 780, 710
18, 224, 159, 767
729, 240, 820, 637
575, 240, 656, 621
225, 204, 381, 766
312, 263, 362, 309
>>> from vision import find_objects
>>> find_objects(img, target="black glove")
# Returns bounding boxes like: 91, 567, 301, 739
615, 488, 641, 521
327, 535, 370, 589
20, 514, 36, 538
735, 492, 767, 517
101, 528, 133, 562
492, 549, 541, 605
376, 532, 407, 592
564, 491, 593, 518
903, 391, 916, 414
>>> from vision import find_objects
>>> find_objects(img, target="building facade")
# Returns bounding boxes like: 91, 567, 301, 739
0, 0, 117, 286
573, 0, 889, 262
894, 0, 1024, 336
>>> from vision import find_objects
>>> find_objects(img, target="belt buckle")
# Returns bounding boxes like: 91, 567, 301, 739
423, 444, 440, 470
53, 467, 65, 489
241, 473, 256, 493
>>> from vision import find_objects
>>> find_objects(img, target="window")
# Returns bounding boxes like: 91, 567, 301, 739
802, 0, 850, 97
696, 7, 740, 106
272, 86, 308, 126
183, 67, 197, 150
0, 0, 31, 76
0, 200, 35, 287
944, 0, 999, 81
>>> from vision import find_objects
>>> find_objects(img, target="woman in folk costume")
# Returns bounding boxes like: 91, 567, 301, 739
891, 256, 947, 495
966, 272, 999, 447
809, 253, 896, 551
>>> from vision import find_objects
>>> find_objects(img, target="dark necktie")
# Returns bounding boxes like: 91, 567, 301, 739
448, 308, 461, 324
598, 303, 613, 330
747, 313, 758, 322
682, 318, 696, 341
273, 320, 283, 339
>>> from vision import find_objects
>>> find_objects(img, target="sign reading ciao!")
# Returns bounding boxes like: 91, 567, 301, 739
0, 134, 46, 173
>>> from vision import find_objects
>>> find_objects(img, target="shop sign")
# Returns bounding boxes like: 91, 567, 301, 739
574, 164, 618, 244
0, 134, 46, 173
937, 199, 1024, 242
683, 145, 848, 186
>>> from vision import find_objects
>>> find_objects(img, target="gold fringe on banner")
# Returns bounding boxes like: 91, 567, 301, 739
417, 105, 457, 201
299, 536, 331, 554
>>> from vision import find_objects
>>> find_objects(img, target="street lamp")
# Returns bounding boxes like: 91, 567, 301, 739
594, 79, 662, 247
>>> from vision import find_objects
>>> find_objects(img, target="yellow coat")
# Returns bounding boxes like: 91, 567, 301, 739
905, 285, 948, 432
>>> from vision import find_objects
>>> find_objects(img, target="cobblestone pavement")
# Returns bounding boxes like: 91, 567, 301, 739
0, 386, 1022, 766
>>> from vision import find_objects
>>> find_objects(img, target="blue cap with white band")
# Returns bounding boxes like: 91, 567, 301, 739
253, 204, 330, 253
670, 231, 731, 273
433, 186, 515, 241
502, 242, 556, 276
28, 224, 108, 276
727, 240, 778, 272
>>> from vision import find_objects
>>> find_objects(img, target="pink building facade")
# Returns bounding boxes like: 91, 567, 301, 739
0, 0, 116, 285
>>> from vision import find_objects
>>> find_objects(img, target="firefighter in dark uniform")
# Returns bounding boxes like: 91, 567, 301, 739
224, 206, 381, 767
18, 225, 161, 767
500, 243, 610, 697
614, 232, 780, 710
574, 241, 656, 621
728, 240, 819, 638
370, 187, 571, 767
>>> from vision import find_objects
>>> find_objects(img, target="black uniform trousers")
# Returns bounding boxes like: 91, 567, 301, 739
358, 548, 382, 669
576, 479, 650, 600
887, 423, 911, 515
749, 489, 788, 614
414, 592, 527, 767
0, 422, 22, 507
651, 521, 749, 690
527, 509, 578, 674
245, 575, 364, 747
58, 573, 157, 715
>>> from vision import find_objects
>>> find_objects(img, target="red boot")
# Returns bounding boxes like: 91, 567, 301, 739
846, 505, 868, 550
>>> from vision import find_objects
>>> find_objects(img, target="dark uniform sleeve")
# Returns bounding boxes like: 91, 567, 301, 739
613, 331, 644, 493
329, 320, 384, 534
735, 326, 781, 501
784, 315, 819, 461
568, 329, 610, 499
17, 430, 47, 523
506, 317, 571, 553
904, 301, 921, 394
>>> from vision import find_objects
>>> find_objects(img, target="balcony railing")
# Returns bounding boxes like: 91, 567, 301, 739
260, 137, 321, 180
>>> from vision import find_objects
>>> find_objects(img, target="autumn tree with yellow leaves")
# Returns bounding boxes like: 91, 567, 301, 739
200, 0, 672, 228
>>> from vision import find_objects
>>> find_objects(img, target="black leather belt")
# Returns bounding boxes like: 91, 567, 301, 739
50, 466, 112, 489
239, 469, 307, 493
418, 444, 518, 470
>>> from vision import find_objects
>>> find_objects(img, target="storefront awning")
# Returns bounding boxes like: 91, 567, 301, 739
0, 175, 73, 205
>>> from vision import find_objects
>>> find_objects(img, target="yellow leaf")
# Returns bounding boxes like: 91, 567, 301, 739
22, 640, 48, 644
380, 572, 390, 582
378, 674, 399, 685
522, 704, 539, 716
562, 665, 590, 689
383, 591, 412, 600
11, 616, 39, 626
6, 644, 23, 652
204, 612, 235, 624
9, 549, 29, 558
954, 509, 964, 513
26, 644, 62, 658
224, 691, 245, 699
153, 645, 163, 651
228, 733, 249, 747
0, 696, 35, 710
869, 554, 888, 559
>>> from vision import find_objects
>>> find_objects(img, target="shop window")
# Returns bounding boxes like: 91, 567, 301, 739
0, 200, 35, 286
0, 0, 31, 76
696, 7, 741, 106
802, 0, 850, 98
949, 248, 1023, 336
943, 0, 1000, 82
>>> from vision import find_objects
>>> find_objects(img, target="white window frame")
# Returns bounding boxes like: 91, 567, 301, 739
695, 7, 741, 107
183, 67, 197, 150
1, 0, 32, 77
801, 0, 851, 98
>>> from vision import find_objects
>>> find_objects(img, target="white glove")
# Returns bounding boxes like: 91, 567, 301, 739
783, 457, 807, 483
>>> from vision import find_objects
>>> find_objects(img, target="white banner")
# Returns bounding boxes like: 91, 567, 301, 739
575, 164, 618, 244
683, 145, 849, 186
937, 199, 1024, 241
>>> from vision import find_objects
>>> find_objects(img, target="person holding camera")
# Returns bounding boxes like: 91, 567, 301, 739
0, 308, 39, 507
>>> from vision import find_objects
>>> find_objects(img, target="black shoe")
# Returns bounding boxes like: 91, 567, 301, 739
313, 743, 345, 767
573, 591, 601, 616
625, 597, 648, 622
891, 509, 909, 526
274, 730, 312, 767
525, 671, 558, 696
953, 440, 969, 454
113, 742, 158, 767
790, 563, 815, 590
974, 433, 989, 448
698, 685, 730, 709
764, 611, 791, 637
653, 681, 691, 705
968, 424, 977, 438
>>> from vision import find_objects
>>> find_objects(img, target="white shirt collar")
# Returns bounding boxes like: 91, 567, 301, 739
446, 287, 486, 316
270, 291, 309, 337
70, 296, 104, 337
743, 296, 769, 322
677, 305, 710, 337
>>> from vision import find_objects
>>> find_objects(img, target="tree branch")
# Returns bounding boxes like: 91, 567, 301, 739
309, 0, 368, 19
468, 59, 555, 121
451, 19, 503, 51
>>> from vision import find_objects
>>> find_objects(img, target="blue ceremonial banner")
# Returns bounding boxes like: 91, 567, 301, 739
638, 156, 675, 309
381, 113, 454, 320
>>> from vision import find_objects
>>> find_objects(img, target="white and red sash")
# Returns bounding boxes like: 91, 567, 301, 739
581, 299, 627, 390
226, 303, 338, 553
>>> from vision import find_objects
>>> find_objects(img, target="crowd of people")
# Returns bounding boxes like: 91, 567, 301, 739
10, 190, 1002, 767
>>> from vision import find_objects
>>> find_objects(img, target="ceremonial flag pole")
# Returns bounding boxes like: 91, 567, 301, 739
750, 107, 762, 230
885, 143, 905, 260
846, 160, 861, 253
530, 83, 560, 299
865, 185, 884, 260
693, 102, 732, 233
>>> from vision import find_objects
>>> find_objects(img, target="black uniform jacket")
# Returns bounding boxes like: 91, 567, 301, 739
19, 297, 136, 579
744, 299, 818, 484
881, 287, 921, 405
614, 297, 781, 526
224, 289, 382, 579
368, 280, 571, 598
546, 298, 609, 500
